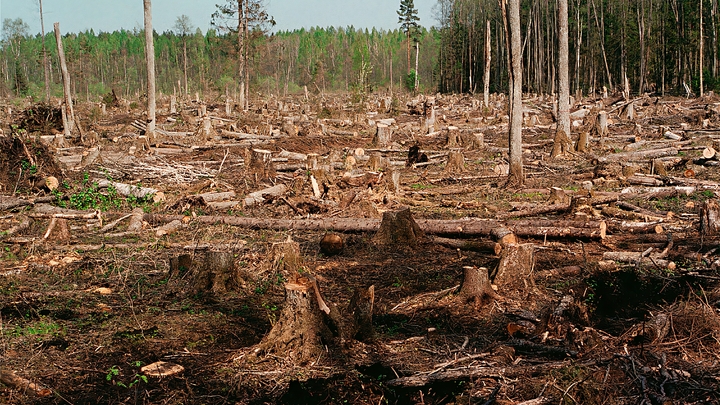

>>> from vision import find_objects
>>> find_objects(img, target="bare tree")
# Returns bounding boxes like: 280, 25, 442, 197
552, 0, 571, 158
173, 15, 194, 95
506, 0, 523, 185
483, 19, 491, 108
53, 22, 74, 136
38, 0, 50, 102
144, 0, 156, 138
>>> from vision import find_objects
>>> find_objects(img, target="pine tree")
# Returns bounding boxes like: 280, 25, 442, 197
397, 0, 419, 76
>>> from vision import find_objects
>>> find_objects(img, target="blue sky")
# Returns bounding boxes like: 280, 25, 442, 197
0, 0, 438, 35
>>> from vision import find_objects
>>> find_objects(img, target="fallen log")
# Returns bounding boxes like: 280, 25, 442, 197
29, 204, 99, 220
0, 368, 52, 397
0, 196, 32, 211
385, 362, 567, 387
95, 180, 157, 199
244, 184, 287, 207
142, 214, 611, 239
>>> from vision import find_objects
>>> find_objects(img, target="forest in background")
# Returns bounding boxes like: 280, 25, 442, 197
0, 0, 718, 103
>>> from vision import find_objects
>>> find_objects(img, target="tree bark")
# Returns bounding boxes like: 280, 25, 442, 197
144, 0, 156, 139
554, 0, 571, 158
53, 23, 74, 137
39, 0, 50, 102
507, 0, 524, 185
494, 243, 535, 288
484, 20, 492, 108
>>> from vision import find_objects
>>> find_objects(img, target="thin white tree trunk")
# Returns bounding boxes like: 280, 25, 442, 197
39, 0, 50, 102
53, 22, 74, 136
414, 42, 420, 90
144, 0, 156, 138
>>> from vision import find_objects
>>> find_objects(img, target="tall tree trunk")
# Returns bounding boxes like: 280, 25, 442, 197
238, 0, 246, 111
713, 0, 718, 77
53, 23, 74, 136
701, 0, 705, 97
507, 0, 524, 185
553, 0, 571, 158
183, 40, 188, 95
414, 41, 420, 90
484, 19, 492, 108
39, 0, 50, 102
637, 0, 646, 94
144, 0, 156, 138
590, 0, 612, 89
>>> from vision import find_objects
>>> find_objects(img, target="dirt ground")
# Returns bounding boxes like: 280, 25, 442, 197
1, 91, 720, 404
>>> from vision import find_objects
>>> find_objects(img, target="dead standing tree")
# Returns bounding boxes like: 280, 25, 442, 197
144, 0, 156, 140
505, 0, 524, 185
53, 22, 75, 140
552, 0, 572, 158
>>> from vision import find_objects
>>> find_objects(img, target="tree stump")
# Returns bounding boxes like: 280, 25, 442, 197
457, 266, 496, 305
597, 111, 608, 139
700, 200, 720, 236
246, 149, 275, 182
265, 236, 304, 277
575, 131, 589, 153
126, 207, 145, 232
44, 217, 71, 242
551, 130, 572, 158
190, 251, 236, 294
368, 152, 387, 172
493, 243, 536, 289
425, 107, 436, 133
446, 126, 462, 148
253, 275, 339, 364
347, 285, 375, 341
170, 95, 177, 114
373, 207, 423, 247
445, 150, 465, 174
374, 123, 392, 147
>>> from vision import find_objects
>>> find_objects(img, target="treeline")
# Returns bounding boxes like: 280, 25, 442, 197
0, 24, 439, 102
437, 0, 716, 96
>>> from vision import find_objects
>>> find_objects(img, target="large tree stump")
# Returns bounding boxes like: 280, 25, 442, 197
493, 243, 536, 289
253, 274, 339, 364
373, 207, 423, 247
245, 148, 275, 182
457, 266, 497, 305
446, 126, 462, 148
191, 251, 237, 294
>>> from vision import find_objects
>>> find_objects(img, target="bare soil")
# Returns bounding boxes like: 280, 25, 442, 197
0, 92, 719, 404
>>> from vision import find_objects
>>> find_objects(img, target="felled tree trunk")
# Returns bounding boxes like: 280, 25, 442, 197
373, 207, 424, 247
253, 275, 339, 364
494, 243, 535, 289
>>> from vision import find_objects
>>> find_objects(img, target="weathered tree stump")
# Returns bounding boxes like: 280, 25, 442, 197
551, 130, 572, 158
169, 95, 177, 114
445, 150, 465, 174
425, 107, 436, 133
253, 274, 338, 363
700, 200, 720, 236
457, 266, 496, 305
126, 207, 145, 232
493, 243, 536, 289
367, 152, 388, 172
575, 131, 589, 153
347, 285, 375, 341
373, 207, 423, 247
245, 148, 275, 182
191, 251, 236, 294
44, 217, 71, 241
446, 126, 462, 148
374, 123, 392, 147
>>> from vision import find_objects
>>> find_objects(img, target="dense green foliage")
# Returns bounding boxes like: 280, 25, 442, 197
0, 20, 438, 102
436, 0, 720, 96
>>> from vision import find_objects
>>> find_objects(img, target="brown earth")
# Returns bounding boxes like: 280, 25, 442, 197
0, 91, 719, 404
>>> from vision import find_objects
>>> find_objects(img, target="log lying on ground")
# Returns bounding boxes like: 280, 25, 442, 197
0, 195, 32, 211
143, 214, 611, 239
0, 216, 31, 240
244, 184, 287, 207
29, 204, 99, 219
385, 362, 567, 387
0, 368, 52, 397
95, 179, 158, 199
